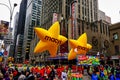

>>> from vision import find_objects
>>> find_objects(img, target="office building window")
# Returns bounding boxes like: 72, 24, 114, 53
38, 0, 42, 5
100, 21, 102, 33
78, 5, 80, 13
103, 23, 105, 34
115, 45, 119, 54
106, 25, 108, 36
82, 21, 84, 33
78, 24, 80, 35
113, 33, 119, 40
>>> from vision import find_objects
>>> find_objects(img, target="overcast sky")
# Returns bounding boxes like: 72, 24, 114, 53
98, 0, 120, 24
0, 0, 120, 26
0, 0, 21, 21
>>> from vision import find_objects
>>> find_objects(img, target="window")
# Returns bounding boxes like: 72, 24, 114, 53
100, 20, 102, 33
106, 25, 109, 36
113, 33, 119, 40
38, 0, 41, 5
115, 45, 119, 54
82, 21, 84, 33
103, 23, 105, 34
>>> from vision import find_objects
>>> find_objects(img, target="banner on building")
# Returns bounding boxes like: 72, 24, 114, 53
52, 13, 58, 23
0, 20, 9, 35
71, 2, 76, 38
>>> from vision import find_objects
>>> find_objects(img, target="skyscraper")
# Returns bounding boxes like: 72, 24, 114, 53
29, 0, 111, 63
13, 0, 27, 62
13, 12, 19, 58
22, 0, 42, 60
17, 0, 28, 35
40, 0, 98, 53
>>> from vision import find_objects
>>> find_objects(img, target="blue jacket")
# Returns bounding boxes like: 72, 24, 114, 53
109, 74, 115, 80
91, 73, 99, 80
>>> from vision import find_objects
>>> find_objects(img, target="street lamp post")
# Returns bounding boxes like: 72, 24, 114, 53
0, 1, 17, 33
0, 1, 17, 67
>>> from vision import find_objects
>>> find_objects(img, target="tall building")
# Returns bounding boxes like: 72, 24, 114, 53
15, 34, 24, 62
13, 0, 27, 62
41, 0, 98, 48
109, 22, 120, 55
22, 0, 42, 60
28, 0, 111, 64
98, 10, 111, 23
41, 0, 62, 27
67, 0, 98, 39
41, 0, 98, 35
36, 0, 68, 64
28, 0, 99, 63
96, 10, 111, 58
17, 0, 28, 35
109, 22, 120, 65
12, 12, 19, 57
76, 0, 98, 22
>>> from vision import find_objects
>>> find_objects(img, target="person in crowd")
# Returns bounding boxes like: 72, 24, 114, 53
103, 68, 109, 80
18, 71, 26, 80
26, 72, 35, 80
4, 72, 10, 80
0, 71, 3, 80
99, 68, 105, 80
67, 68, 71, 80
1, 62, 120, 80
79, 71, 83, 80
1, 66, 6, 77
24, 71, 30, 80
115, 65, 120, 80
89, 66, 94, 75
91, 67, 99, 80
108, 71, 115, 80
61, 70, 67, 80
9, 73, 13, 80
48, 68, 55, 80
13, 68, 19, 80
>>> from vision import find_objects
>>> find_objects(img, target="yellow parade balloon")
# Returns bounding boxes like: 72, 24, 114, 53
68, 33, 92, 60
34, 21, 67, 57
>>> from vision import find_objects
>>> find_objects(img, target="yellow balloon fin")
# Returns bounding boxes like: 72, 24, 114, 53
58, 35, 67, 45
69, 39, 78, 48
87, 44, 92, 50
77, 33, 87, 47
34, 28, 50, 41
68, 49, 77, 60
49, 46, 58, 57
48, 21, 60, 37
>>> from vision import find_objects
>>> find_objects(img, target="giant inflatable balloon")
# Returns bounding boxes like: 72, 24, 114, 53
34, 21, 67, 57
68, 33, 92, 60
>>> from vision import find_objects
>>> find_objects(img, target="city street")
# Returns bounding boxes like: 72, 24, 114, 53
0, 0, 120, 80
